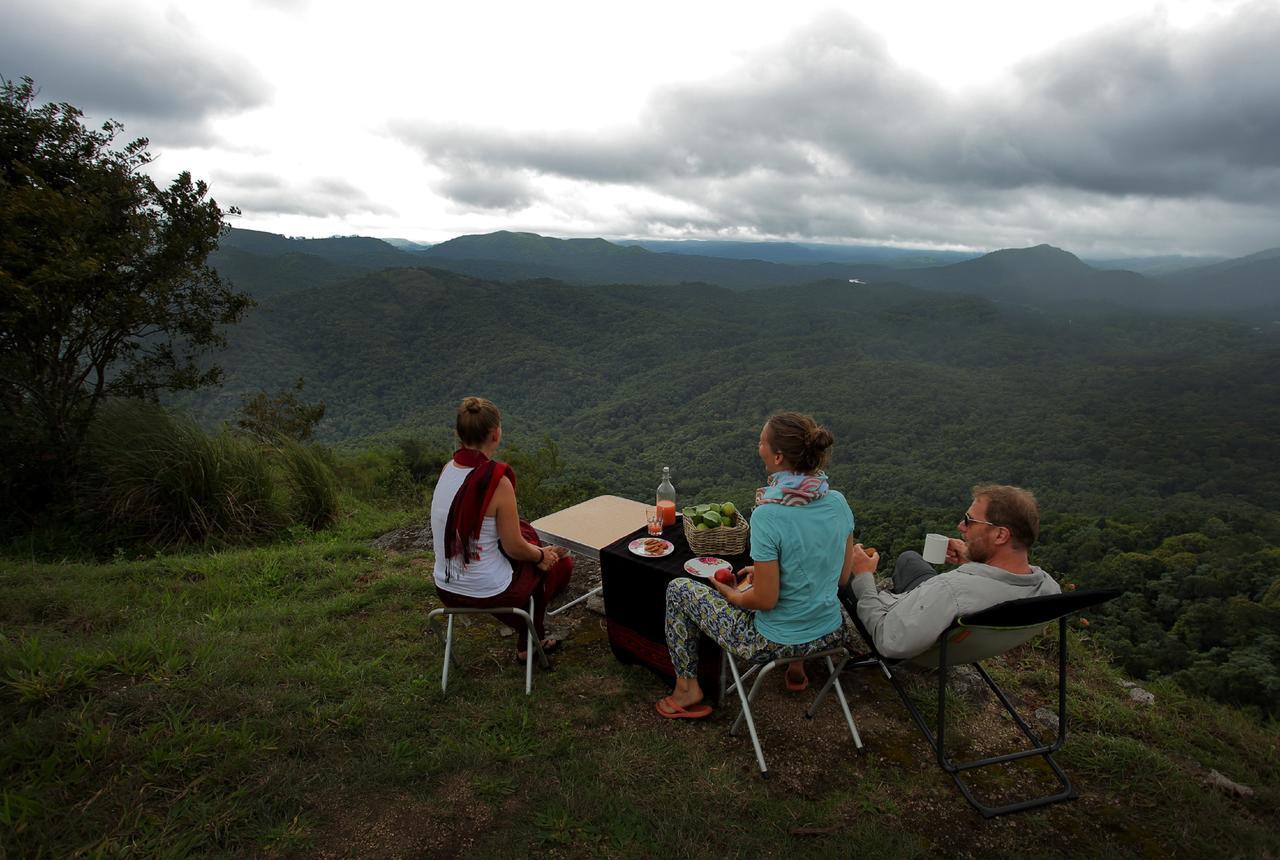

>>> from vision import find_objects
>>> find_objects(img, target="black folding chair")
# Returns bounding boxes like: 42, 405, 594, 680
840, 585, 1121, 817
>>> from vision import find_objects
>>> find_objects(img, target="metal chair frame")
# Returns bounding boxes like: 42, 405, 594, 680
842, 587, 1120, 817
547, 585, 600, 616
721, 647, 864, 778
426, 596, 551, 695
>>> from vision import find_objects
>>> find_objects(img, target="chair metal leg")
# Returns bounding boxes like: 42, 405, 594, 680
548, 585, 601, 616
724, 662, 762, 717
727, 648, 865, 777
426, 600, 551, 696
808, 654, 863, 751
725, 655, 770, 778
866, 620, 1077, 817
526, 604, 535, 695
510, 597, 550, 696
425, 607, 461, 694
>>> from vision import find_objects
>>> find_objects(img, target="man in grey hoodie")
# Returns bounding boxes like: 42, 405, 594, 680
844, 484, 1061, 660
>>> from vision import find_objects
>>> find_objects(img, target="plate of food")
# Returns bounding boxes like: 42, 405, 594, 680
683, 556, 732, 579
629, 537, 674, 558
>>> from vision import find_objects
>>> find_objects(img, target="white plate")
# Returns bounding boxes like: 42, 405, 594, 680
629, 537, 674, 558
683, 556, 732, 579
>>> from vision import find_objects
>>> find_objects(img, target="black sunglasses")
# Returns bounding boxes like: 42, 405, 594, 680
961, 512, 1003, 528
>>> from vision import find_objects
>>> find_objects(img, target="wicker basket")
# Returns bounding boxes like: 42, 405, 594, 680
683, 510, 750, 556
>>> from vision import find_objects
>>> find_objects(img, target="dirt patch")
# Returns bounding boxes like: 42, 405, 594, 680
307, 777, 491, 860
353, 570, 385, 589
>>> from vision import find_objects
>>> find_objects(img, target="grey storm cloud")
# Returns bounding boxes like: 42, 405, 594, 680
211, 171, 395, 219
390, 6, 1280, 250
394, 14, 947, 187
0, 1, 268, 146
983, 6, 1280, 200
434, 167, 539, 212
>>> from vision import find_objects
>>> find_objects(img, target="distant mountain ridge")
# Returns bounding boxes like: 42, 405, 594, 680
218, 228, 420, 270
887, 244, 1155, 305
418, 230, 871, 289
1153, 247, 1280, 311
614, 238, 980, 268
211, 229, 428, 299
211, 228, 1279, 314
1085, 254, 1226, 276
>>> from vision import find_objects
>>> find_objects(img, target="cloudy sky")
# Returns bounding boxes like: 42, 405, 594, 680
3, 0, 1278, 257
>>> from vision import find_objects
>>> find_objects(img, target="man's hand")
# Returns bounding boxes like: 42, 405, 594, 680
852, 543, 879, 575
945, 538, 969, 566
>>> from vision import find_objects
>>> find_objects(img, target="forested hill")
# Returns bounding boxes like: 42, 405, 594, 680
209, 229, 423, 300
893, 244, 1155, 305
1155, 247, 1280, 311
188, 265, 1280, 516
616, 238, 980, 268
213, 228, 1280, 314
418, 230, 877, 289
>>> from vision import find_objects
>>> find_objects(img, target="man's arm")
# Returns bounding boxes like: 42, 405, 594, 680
846, 572, 959, 660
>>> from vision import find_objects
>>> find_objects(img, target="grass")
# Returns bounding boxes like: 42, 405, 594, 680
81, 401, 287, 546
2, 508, 1278, 858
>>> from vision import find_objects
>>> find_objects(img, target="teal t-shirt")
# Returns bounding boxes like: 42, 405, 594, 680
749, 490, 854, 645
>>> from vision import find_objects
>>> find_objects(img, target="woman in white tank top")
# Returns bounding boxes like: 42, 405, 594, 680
430, 397, 573, 657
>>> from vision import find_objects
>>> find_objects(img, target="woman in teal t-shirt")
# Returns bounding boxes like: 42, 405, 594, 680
656, 412, 874, 719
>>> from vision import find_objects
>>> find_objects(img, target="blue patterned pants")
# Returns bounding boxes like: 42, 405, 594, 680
664, 578, 846, 678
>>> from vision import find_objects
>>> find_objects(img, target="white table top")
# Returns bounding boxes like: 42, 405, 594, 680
530, 495, 651, 560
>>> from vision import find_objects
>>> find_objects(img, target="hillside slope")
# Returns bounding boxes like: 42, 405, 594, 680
892, 245, 1154, 305
182, 267, 1280, 515
1156, 247, 1280, 311
1, 522, 1276, 857
419, 230, 886, 289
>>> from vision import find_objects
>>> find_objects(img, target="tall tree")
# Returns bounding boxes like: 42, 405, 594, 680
0, 77, 251, 515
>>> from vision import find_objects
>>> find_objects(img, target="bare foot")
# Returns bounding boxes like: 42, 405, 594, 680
670, 678, 705, 709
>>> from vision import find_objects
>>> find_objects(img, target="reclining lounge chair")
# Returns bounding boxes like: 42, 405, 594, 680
840, 585, 1121, 817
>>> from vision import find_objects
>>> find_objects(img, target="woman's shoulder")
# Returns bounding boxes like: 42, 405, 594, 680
825, 488, 852, 510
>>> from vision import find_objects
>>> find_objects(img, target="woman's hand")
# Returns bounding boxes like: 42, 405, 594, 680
536, 546, 561, 571
709, 565, 753, 605
852, 543, 879, 575
731, 561, 778, 610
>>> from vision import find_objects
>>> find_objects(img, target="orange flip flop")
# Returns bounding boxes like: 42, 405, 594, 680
655, 696, 713, 720
784, 670, 809, 693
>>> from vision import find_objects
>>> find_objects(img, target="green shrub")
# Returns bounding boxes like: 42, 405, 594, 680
333, 449, 421, 508
81, 400, 287, 545
394, 437, 449, 486
278, 440, 340, 530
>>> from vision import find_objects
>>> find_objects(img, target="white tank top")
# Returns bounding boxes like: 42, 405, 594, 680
431, 461, 514, 598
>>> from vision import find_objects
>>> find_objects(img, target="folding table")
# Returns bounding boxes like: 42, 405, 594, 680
530, 494, 651, 616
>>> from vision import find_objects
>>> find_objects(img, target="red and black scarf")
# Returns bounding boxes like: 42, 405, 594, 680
443, 448, 515, 581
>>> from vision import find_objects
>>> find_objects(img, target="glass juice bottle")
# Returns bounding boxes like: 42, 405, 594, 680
656, 466, 677, 526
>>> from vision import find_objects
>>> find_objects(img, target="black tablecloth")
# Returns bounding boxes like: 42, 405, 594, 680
600, 521, 753, 702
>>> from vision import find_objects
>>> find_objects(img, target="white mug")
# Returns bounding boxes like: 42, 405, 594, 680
923, 532, 949, 564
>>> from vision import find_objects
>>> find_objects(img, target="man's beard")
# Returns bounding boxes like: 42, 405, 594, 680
966, 534, 991, 563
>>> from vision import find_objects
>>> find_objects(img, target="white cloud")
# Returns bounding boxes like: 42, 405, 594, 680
0, 0, 269, 146
4, 0, 1276, 256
